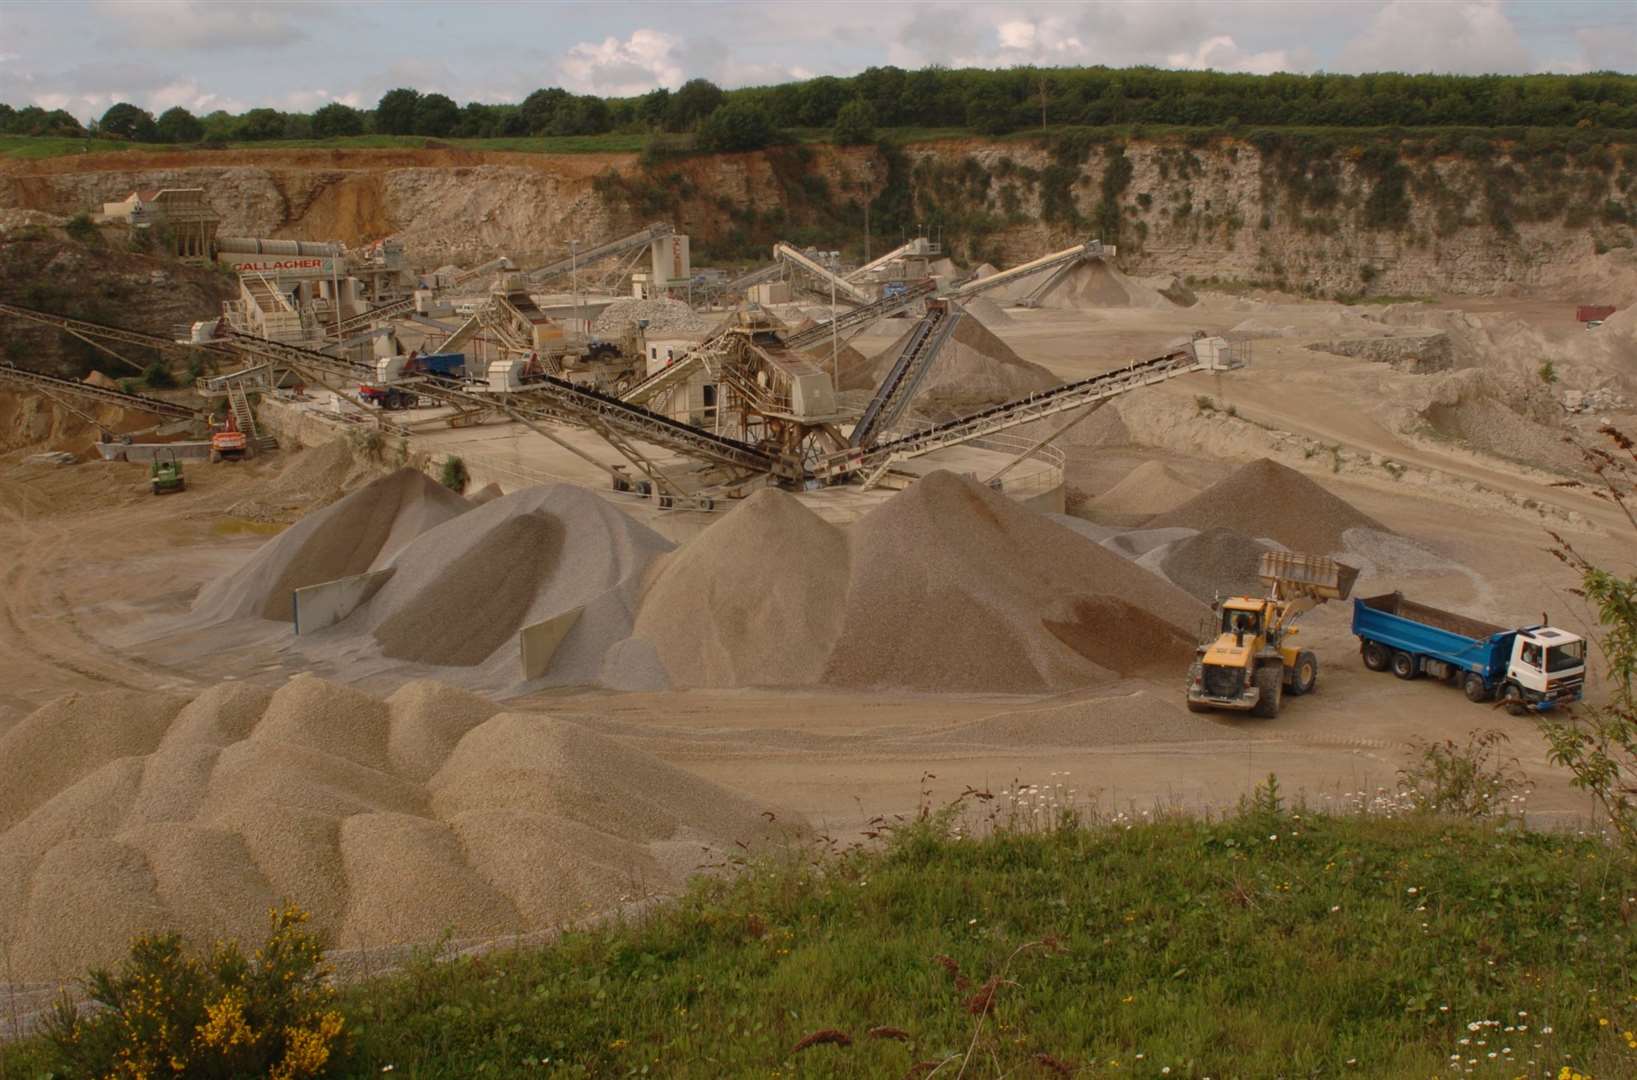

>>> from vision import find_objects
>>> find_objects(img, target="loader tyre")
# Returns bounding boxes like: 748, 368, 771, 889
1290, 651, 1318, 696
1251, 664, 1282, 718
1390, 650, 1419, 680
1361, 640, 1390, 672
1463, 673, 1491, 703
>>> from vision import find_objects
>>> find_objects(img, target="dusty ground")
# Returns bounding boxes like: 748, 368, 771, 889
1, 289, 1629, 844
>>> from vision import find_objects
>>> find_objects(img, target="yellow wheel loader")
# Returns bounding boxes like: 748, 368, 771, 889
1186, 551, 1358, 718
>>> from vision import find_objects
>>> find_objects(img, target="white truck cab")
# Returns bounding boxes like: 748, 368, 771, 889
1506, 627, 1586, 707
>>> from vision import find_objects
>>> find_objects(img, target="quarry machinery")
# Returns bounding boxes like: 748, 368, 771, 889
1186, 551, 1359, 719
208, 410, 250, 462
149, 447, 185, 495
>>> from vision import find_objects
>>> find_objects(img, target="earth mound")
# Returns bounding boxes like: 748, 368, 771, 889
1147, 458, 1386, 554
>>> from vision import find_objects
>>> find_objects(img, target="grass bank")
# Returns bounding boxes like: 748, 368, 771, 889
10, 790, 1630, 1078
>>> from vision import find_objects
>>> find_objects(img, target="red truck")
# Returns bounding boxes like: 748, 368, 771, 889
1576, 304, 1616, 323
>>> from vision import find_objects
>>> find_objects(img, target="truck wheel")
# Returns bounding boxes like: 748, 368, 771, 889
1463, 673, 1491, 703
1251, 664, 1282, 718
209, 449, 221, 464
1361, 640, 1390, 672
1500, 684, 1526, 716
1390, 651, 1419, 680
1290, 651, 1318, 696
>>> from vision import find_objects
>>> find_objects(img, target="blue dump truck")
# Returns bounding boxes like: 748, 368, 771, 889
1352, 592, 1586, 712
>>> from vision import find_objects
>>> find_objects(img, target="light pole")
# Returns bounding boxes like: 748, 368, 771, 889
863, 160, 873, 266
570, 239, 580, 329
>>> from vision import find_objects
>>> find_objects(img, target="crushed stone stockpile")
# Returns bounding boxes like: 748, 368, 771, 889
194, 468, 471, 623
593, 297, 714, 336
619, 472, 1206, 693
1160, 526, 1278, 604
633, 490, 849, 688
1034, 260, 1176, 311
844, 314, 1058, 412
1147, 458, 1388, 555
310, 483, 674, 694
0, 677, 787, 983
962, 295, 1015, 325
1091, 460, 1202, 518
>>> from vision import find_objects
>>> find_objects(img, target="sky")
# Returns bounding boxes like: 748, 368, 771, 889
0, 0, 1633, 122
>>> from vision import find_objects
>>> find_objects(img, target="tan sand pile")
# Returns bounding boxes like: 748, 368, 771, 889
1160, 527, 1277, 603
1092, 461, 1201, 517
844, 314, 1058, 412
632, 490, 849, 687
309, 483, 673, 694
0, 675, 786, 982
821, 471, 1205, 692
963, 296, 1014, 325
1148, 458, 1387, 554
468, 481, 503, 505
194, 468, 470, 623
1036, 260, 1175, 310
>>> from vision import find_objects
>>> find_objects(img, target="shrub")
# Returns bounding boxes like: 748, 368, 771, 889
1541, 425, 1637, 850
140, 361, 176, 389
439, 453, 469, 493
64, 212, 98, 244
695, 101, 776, 153
42, 904, 345, 1079
832, 99, 877, 146
1539, 360, 1559, 385
1398, 729, 1531, 817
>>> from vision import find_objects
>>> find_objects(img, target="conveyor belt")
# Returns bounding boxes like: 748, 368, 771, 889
849, 302, 962, 449
0, 362, 198, 419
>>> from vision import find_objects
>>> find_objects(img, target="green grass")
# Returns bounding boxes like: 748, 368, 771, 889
12, 800, 1626, 1078
0, 135, 147, 160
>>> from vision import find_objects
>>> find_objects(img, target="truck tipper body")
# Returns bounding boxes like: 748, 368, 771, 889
1351, 592, 1585, 711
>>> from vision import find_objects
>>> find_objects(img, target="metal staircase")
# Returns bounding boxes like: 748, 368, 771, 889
849, 301, 963, 449
226, 382, 276, 451
781, 280, 937, 350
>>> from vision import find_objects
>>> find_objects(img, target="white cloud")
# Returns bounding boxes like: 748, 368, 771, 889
560, 29, 684, 96
94, 0, 308, 50
1167, 35, 1298, 75
1336, 0, 1531, 74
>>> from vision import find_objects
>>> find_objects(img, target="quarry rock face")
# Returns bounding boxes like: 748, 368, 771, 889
3, 139, 1630, 297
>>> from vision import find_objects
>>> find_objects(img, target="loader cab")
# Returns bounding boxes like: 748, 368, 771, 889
1219, 600, 1265, 642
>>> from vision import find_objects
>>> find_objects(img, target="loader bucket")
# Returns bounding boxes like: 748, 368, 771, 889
1258, 550, 1359, 600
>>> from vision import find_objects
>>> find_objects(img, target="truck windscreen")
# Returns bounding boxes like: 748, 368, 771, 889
1548, 640, 1585, 672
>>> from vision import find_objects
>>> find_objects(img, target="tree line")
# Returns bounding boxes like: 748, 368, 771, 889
4, 65, 1634, 151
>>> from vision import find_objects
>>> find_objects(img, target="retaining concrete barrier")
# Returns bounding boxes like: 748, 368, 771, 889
292, 568, 395, 635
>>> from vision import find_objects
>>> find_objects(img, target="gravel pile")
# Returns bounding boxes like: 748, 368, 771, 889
194, 468, 471, 623
844, 314, 1057, 411
1092, 461, 1201, 518
227, 438, 378, 523
1148, 458, 1387, 555
1160, 527, 1277, 603
820, 471, 1205, 692
963, 296, 1014, 325
593, 297, 714, 336
0, 676, 788, 982
1035, 260, 1175, 310
315, 483, 673, 695
632, 490, 849, 688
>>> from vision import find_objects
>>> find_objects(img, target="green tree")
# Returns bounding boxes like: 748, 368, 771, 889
695, 101, 775, 152
666, 78, 724, 132
637, 87, 670, 129
375, 87, 421, 135
99, 101, 156, 141
832, 98, 877, 145
414, 93, 459, 137
798, 75, 849, 127
549, 94, 611, 136
965, 81, 1017, 136
312, 102, 364, 138
520, 87, 570, 134
153, 106, 203, 143
238, 108, 285, 140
